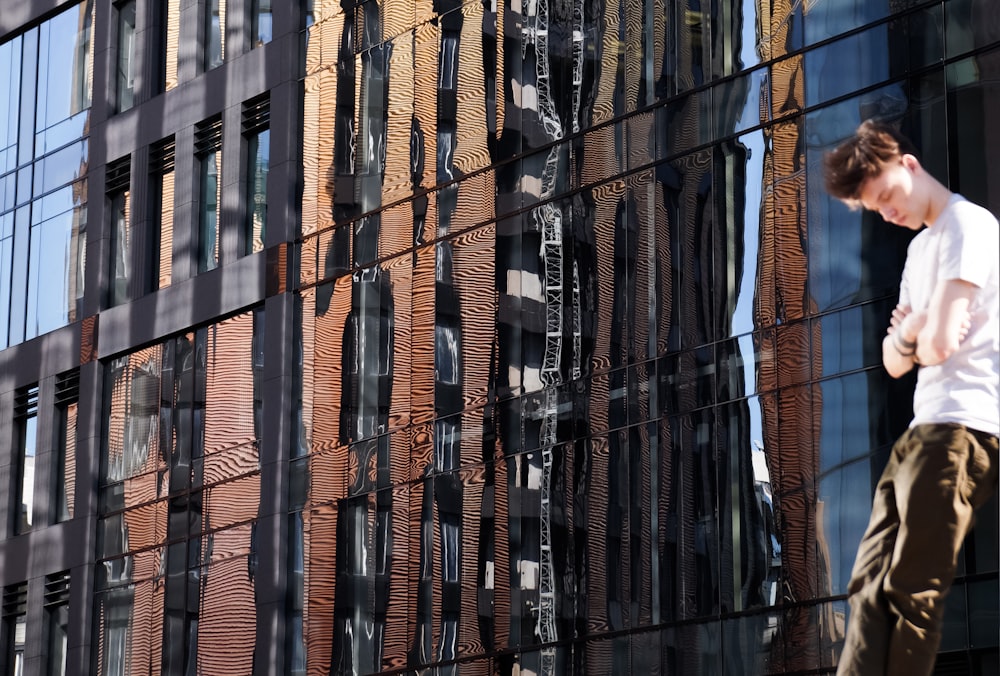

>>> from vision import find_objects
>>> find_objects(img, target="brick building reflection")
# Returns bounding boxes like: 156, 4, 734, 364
300, 0, 785, 672
757, 0, 838, 670
97, 313, 261, 675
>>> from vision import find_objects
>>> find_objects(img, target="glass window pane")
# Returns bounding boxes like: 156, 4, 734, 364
947, 50, 1000, 213
33, 140, 88, 198
253, 0, 273, 47
14, 386, 39, 534
13, 616, 26, 676
58, 400, 78, 522
104, 347, 164, 484
205, 0, 225, 70
110, 190, 130, 305
163, 0, 180, 91
18, 414, 38, 532
94, 579, 154, 676
804, 95, 916, 314
804, 26, 896, 110
246, 129, 268, 254
34, 0, 95, 155
98, 310, 261, 673
816, 301, 890, 378
0, 219, 11, 349
819, 457, 883, 597
45, 601, 69, 676
116, 1, 137, 112
154, 163, 174, 289
0, 37, 22, 174
26, 196, 86, 340
200, 150, 221, 271
946, 0, 1000, 60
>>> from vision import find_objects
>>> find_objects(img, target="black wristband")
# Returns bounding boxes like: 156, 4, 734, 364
893, 334, 916, 357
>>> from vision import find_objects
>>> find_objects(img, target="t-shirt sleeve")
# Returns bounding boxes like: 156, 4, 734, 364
898, 262, 911, 308
939, 203, 999, 288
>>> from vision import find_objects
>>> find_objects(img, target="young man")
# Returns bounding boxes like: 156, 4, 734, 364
824, 119, 1000, 675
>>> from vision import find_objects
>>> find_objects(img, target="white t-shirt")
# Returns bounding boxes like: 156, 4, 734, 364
899, 194, 999, 436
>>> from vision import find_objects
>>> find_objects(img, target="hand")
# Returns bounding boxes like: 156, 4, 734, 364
887, 304, 926, 343
957, 311, 972, 342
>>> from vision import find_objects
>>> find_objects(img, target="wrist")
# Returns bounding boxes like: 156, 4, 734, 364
893, 333, 916, 357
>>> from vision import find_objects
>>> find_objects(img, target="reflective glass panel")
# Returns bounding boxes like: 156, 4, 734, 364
200, 149, 221, 271
205, 0, 225, 70
947, 50, 1000, 213
33, 140, 88, 198
26, 184, 86, 340
57, 386, 78, 522
252, 0, 273, 47
116, 1, 136, 112
246, 129, 268, 254
945, 0, 1000, 61
804, 94, 915, 315
818, 456, 882, 596
98, 310, 262, 673
162, 0, 180, 91
0, 216, 11, 348
45, 600, 69, 676
109, 189, 130, 305
0, 37, 21, 174
153, 160, 174, 289
804, 26, 896, 110
295, 0, 1000, 672
34, 0, 94, 155
16, 387, 39, 533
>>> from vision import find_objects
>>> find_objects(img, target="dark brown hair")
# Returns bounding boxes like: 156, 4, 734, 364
823, 119, 918, 202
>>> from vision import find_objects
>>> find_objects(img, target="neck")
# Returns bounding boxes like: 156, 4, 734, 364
923, 181, 954, 227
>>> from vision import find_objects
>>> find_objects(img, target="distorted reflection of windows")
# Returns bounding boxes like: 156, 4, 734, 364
97, 310, 263, 676
115, 1, 137, 112
286, 513, 306, 676
196, 118, 222, 272
290, 0, 1000, 673
435, 323, 460, 385
14, 385, 39, 534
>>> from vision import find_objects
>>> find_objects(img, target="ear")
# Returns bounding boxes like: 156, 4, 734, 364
901, 153, 921, 172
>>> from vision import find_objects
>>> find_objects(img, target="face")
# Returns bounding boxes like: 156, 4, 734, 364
856, 155, 926, 230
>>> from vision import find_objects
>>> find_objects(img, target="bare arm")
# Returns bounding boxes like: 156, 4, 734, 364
914, 278, 977, 365
882, 304, 925, 378
882, 279, 975, 378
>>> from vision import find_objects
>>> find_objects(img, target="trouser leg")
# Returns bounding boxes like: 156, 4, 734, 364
836, 424, 999, 676
836, 439, 902, 676
883, 425, 999, 675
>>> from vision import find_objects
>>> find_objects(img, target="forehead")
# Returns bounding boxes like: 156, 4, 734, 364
857, 164, 901, 205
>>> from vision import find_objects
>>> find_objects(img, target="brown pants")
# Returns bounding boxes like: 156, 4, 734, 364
836, 423, 999, 676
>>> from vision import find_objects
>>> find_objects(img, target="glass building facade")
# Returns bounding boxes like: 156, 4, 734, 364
0, 0, 998, 675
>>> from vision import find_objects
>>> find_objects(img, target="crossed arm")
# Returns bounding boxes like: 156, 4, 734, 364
883, 278, 977, 378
